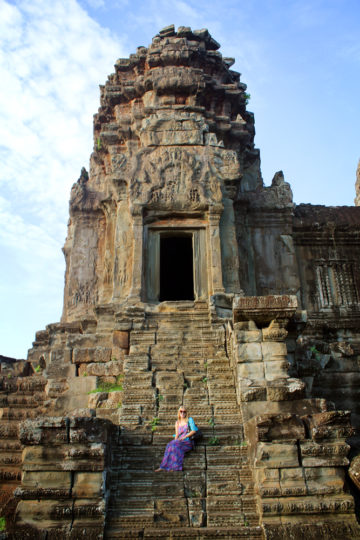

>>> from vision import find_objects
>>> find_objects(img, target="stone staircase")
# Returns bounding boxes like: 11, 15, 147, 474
0, 370, 47, 522
105, 305, 263, 538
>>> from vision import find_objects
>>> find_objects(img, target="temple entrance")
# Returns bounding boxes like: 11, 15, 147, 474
159, 235, 194, 301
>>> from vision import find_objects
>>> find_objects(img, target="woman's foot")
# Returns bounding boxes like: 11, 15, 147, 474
155, 468, 162, 472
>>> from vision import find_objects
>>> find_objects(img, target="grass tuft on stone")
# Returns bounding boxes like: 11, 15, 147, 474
88, 382, 123, 394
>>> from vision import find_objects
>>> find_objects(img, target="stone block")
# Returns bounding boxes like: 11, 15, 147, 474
88, 392, 108, 409
262, 521, 360, 540
300, 441, 350, 467
20, 418, 68, 446
47, 349, 73, 378
304, 466, 345, 495
22, 443, 106, 472
247, 413, 306, 443
304, 410, 354, 441
237, 362, 264, 380
261, 342, 287, 362
262, 320, 288, 342
279, 467, 306, 496
16, 499, 73, 526
67, 334, 112, 348
264, 360, 289, 381
255, 468, 281, 497
266, 379, 305, 401
69, 417, 110, 443
235, 324, 262, 343
237, 342, 262, 362
22, 470, 72, 490
154, 496, 188, 524
261, 494, 355, 516
46, 379, 70, 398
72, 472, 104, 497
81, 360, 123, 377
113, 330, 129, 349
69, 524, 105, 538
184, 471, 206, 498
241, 385, 267, 402
233, 295, 298, 325
73, 347, 112, 364
254, 442, 299, 468
188, 497, 205, 527
349, 454, 360, 491
73, 498, 105, 519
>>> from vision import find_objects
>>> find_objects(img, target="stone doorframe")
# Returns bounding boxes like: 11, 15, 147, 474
128, 205, 225, 304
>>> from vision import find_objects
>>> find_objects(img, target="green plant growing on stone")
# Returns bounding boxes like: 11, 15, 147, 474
156, 393, 164, 407
34, 365, 41, 373
150, 417, 159, 432
310, 346, 321, 361
88, 381, 123, 394
208, 436, 220, 446
243, 515, 249, 527
117, 402, 122, 408
202, 376, 207, 383
208, 417, 215, 428
243, 92, 251, 104
7, 373, 12, 378
83, 371, 88, 377
97, 137, 101, 150
183, 381, 189, 389
0, 517, 5, 531
235, 438, 247, 447
204, 361, 208, 368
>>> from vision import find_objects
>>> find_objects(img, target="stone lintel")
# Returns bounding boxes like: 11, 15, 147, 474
233, 294, 298, 324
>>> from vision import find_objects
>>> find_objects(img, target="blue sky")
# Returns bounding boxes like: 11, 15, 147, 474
1, 0, 359, 358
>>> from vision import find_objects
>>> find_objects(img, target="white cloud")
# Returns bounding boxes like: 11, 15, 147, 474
0, 0, 125, 357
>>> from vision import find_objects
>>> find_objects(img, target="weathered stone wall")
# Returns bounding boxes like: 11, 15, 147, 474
13, 417, 110, 538
228, 295, 360, 539
235, 172, 300, 297
292, 204, 360, 434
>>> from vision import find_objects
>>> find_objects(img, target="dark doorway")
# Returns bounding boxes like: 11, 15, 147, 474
160, 235, 194, 301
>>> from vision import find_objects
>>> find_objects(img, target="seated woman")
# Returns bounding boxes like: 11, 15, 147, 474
155, 406, 198, 472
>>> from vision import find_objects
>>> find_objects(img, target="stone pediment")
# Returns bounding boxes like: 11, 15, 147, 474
129, 145, 240, 211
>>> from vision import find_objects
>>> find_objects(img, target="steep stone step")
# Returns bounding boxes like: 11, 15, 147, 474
104, 314, 261, 538
0, 421, 19, 438
140, 526, 264, 539
0, 408, 39, 420
0, 467, 22, 482
0, 452, 22, 467
7, 394, 45, 407
0, 439, 22, 451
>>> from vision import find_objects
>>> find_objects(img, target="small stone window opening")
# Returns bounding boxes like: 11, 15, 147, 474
159, 235, 194, 301
316, 261, 359, 308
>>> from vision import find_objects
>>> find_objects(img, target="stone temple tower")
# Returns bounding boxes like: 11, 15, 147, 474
1, 25, 360, 539
61, 25, 253, 321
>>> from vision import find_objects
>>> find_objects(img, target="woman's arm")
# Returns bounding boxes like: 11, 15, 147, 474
184, 417, 198, 439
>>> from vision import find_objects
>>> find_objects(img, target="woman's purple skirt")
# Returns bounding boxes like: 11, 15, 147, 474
159, 438, 193, 471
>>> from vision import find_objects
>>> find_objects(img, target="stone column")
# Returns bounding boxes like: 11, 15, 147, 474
129, 203, 143, 302
208, 205, 225, 295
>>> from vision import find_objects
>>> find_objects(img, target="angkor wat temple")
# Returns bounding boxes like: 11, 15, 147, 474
1, 25, 360, 539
